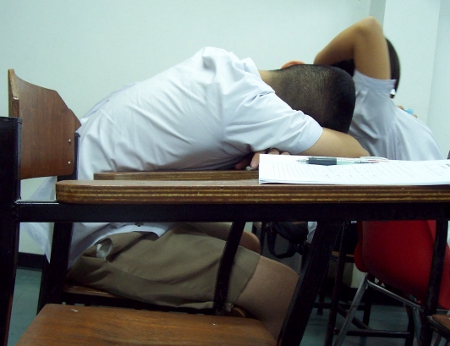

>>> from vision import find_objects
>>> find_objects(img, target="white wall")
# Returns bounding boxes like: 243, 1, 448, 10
382, 0, 441, 125
428, 0, 450, 158
0, 0, 370, 120
1, 0, 447, 254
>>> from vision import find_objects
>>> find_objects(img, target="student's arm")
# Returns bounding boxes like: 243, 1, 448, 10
314, 16, 390, 80
299, 128, 368, 157
239, 129, 368, 170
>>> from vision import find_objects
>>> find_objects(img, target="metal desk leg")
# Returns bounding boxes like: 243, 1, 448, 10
278, 221, 343, 346
324, 223, 350, 346
420, 219, 448, 346
0, 219, 19, 346
0, 118, 21, 346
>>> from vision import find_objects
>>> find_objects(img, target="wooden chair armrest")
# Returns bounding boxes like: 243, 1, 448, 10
94, 170, 258, 181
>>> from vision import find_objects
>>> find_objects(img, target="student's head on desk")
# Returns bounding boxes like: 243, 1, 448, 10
259, 62, 356, 134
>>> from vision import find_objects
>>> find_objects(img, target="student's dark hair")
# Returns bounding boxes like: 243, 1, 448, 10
386, 38, 400, 93
269, 64, 355, 133
332, 38, 401, 97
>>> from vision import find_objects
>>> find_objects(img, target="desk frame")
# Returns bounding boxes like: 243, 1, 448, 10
2, 117, 450, 346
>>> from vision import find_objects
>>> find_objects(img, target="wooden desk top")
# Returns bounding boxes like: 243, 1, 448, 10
56, 170, 450, 204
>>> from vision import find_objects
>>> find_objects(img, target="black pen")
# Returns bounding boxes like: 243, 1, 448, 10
297, 156, 386, 166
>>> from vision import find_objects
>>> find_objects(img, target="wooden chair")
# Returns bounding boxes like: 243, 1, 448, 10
2, 70, 273, 345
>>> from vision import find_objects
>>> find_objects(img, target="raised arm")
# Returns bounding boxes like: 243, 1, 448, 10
314, 16, 390, 80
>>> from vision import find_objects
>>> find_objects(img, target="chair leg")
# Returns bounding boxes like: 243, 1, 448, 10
333, 273, 370, 346
411, 306, 421, 343
431, 332, 450, 346
404, 305, 417, 346
37, 259, 51, 312
324, 223, 351, 346
362, 278, 373, 326
316, 265, 329, 316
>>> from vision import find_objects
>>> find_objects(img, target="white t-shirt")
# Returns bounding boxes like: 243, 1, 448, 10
23, 47, 323, 267
307, 70, 444, 243
349, 70, 443, 161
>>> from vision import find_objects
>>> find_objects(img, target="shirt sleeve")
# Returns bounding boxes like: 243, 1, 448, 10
224, 91, 323, 155
350, 70, 397, 141
196, 47, 322, 155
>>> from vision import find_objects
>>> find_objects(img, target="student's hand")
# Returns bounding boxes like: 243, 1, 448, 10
234, 148, 290, 170
234, 152, 255, 170
397, 105, 418, 118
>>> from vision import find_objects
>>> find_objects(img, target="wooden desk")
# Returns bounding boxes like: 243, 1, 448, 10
3, 170, 450, 346
86, 171, 450, 346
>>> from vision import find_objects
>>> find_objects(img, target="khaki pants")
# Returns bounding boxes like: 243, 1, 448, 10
67, 223, 259, 310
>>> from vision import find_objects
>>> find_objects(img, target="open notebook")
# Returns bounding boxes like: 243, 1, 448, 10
258, 154, 450, 185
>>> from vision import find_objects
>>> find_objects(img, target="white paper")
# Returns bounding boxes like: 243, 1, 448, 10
258, 154, 450, 185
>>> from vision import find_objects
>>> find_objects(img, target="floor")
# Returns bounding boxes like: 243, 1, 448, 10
8, 268, 41, 346
8, 267, 445, 345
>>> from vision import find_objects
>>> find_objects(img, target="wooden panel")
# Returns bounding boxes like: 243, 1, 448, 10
16, 304, 275, 346
8, 69, 81, 179
56, 179, 450, 204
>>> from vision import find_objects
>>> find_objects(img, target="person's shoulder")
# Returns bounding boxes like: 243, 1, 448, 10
354, 69, 395, 93
354, 69, 393, 84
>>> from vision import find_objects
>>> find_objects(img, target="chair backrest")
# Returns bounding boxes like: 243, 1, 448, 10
8, 69, 82, 313
8, 69, 81, 179
354, 220, 450, 309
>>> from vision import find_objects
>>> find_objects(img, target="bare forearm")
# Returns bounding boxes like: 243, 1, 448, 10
300, 128, 368, 158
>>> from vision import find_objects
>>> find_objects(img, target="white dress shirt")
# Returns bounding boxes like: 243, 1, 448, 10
23, 47, 323, 267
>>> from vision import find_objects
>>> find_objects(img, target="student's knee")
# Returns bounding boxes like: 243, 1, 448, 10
240, 231, 261, 254
237, 256, 298, 309
235, 256, 298, 338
